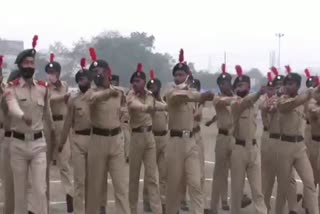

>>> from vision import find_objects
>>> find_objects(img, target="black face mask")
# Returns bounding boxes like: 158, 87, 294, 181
79, 85, 90, 93
236, 90, 249, 98
94, 75, 104, 87
20, 67, 35, 79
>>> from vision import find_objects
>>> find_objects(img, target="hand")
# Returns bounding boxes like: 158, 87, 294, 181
205, 120, 213, 127
146, 105, 155, 113
22, 115, 32, 126
194, 114, 201, 122
110, 89, 119, 97
201, 91, 214, 102
64, 93, 71, 104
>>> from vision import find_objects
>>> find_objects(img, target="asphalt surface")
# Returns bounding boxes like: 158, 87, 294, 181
0, 106, 308, 214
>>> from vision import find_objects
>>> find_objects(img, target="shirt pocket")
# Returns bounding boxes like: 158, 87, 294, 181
75, 107, 84, 117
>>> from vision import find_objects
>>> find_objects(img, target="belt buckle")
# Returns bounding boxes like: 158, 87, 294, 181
182, 130, 190, 138
25, 133, 33, 141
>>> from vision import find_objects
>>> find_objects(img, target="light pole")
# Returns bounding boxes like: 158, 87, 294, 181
275, 33, 284, 69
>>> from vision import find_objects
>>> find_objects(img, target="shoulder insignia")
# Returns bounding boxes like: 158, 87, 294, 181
37, 80, 48, 87
8, 78, 20, 87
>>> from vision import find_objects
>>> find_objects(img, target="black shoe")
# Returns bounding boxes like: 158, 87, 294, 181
100, 206, 106, 214
288, 211, 298, 214
28, 211, 35, 214
143, 201, 152, 212
66, 194, 74, 213
241, 194, 252, 208
305, 208, 310, 214
180, 200, 189, 211
204, 208, 216, 214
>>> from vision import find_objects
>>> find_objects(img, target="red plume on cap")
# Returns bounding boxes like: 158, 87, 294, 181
285, 65, 291, 74
304, 68, 311, 78
150, 69, 155, 80
80, 58, 86, 69
32, 35, 38, 49
0, 55, 3, 68
50, 53, 55, 63
267, 72, 273, 82
221, 63, 226, 74
137, 63, 143, 73
179, 49, 184, 63
89, 48, 98, 62
270, 66, 279, 76
235, 65, 243, 77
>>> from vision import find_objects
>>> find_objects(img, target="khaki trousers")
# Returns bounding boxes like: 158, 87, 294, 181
71, 133, 90, 214
121, 124, 131, 160
129, 131, 162, 214
230, 143, 267, 214
276, 140, 318, 214
143, 133, 169, 204
2, 134, 14, 214
210, 133, 233, 211
10, 137, 48, 214
51, 120, 73, 196
86, 133, 130, 214
308, 139, 320, 210
166, 135, 203, 214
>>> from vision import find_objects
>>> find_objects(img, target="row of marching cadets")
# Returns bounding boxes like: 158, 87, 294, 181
1, 34, 320, 214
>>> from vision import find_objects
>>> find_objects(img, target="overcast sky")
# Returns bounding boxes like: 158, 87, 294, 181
2, 0, 320, 74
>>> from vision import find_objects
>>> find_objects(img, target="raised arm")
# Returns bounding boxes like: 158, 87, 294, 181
278, 93, 311, 113
231, 92, 261, 116
4, 87, 24, 119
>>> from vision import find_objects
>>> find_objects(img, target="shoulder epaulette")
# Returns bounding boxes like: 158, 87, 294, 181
36, 80, 48, 87
8, 79, 20, 87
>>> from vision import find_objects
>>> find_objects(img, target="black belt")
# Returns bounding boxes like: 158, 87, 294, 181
263, 127, 268, 132
312, 136, 320, 142
52, 115, 63, 121
4, 131, 12, 138
235, 139, 257, 147
193, 126, 201, 133
170, 130, 193, 138
0, 123, 3, 129
281, 135, 303, 143
218, 129, 229, 136
306, 120, 310, 125
92, 127, 121, 137
132, 126, 152, 133
269, 133, 281, 139
75, 129, 91, 136
13, 131, 43, 141
124, 121, 129, 124
153, 130, 168, 136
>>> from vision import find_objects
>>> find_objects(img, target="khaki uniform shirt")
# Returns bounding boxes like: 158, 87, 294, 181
262, 96, 281, 134
259, 95, 271, 130
278, 94, 310, 136
4, 78, 53, 133
193, 103, 203, 128
48, 81, 68, 117
60, 91, 91, 146
84, 86, 123, 129
165, 86, 201, 131
231, 93, 260, 141
151, 98, 168, 132
307, 99, 320, 136
127, 90, 155, 129
213, 95, 235, 132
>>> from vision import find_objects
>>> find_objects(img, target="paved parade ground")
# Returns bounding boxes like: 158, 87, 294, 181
0, 107, 308, 214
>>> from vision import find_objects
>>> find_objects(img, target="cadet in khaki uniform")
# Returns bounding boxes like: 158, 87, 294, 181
230, 65, 267, 214
307, 84, 320, 213
4, 35, 54, 214
165, 49, 214, 214
85, 49, 130, 214
276, 69, 319, 214
127, 64, 164, 214
261, 69, 300, 213
143, 70, 168, 212
45, 53, 74, 213
58, 59, 92, 214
